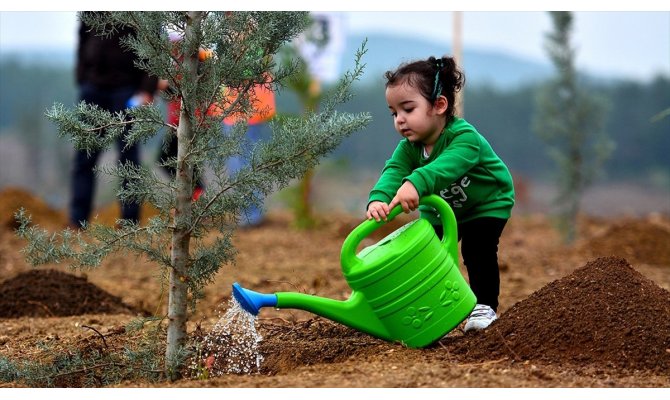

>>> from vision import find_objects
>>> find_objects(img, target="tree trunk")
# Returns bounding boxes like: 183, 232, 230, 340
294, 79, 321, 228
565, 144, 582, 244
295, 168, 315, 228
165, 11, 203, 379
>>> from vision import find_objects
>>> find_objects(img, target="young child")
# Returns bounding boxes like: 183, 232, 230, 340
366, 56, 515, 332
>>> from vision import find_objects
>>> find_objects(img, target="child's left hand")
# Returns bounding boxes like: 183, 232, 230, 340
389, 181, 419, 213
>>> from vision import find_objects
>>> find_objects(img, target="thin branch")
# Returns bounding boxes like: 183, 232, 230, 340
81, 325, 108, 349
79, 117, 170, 137
455, 358, 509, 368
494, 327, 521, 361
204, 79, 255, 130
97, 225, 151, 249
51, 362, 125, 378
186, 137, 320, 235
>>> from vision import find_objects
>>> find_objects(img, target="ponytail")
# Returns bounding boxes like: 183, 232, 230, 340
385, 55, 465, 121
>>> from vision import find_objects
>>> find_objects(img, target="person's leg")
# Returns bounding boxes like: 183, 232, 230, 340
241, 123, 268, 225
225, 122, 269, 226
117, 138, 141, 222
70, 83, 105, 227
459, 217, 507, 312
70, 148, 100, 227
158, 130, 178, 178
112, 86, 142, 223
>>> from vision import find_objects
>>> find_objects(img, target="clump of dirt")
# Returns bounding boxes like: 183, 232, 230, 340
582, 220, 670, 265
0, 269, 142, 318
0, 187, 66, 230
453, 256, 670, 373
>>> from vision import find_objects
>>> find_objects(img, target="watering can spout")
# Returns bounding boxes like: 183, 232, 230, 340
232, 282, 278, 315
231, 283, 391, 341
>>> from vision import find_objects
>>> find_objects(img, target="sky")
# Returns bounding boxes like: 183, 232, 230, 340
1, 8, 669, 82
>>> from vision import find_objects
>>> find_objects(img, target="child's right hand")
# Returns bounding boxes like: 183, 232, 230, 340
367, 201, 390, 222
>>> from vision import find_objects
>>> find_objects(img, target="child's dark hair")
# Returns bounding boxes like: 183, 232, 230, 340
384, 55, 464, 121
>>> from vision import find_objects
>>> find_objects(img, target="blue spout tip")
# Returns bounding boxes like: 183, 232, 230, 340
232, 282, 278, 315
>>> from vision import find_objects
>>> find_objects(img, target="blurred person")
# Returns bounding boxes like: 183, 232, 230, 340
159, 22, 276, 226
70, 15, 159, 228
222, 82, 276, 227
365, 56, 515, 332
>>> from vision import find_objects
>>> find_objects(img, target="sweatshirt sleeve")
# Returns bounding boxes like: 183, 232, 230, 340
404, 132, 481, 196
368, 140, 415, 205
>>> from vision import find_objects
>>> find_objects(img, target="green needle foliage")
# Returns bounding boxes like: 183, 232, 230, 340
533, 11, 613, 243
15, 11, 370, 380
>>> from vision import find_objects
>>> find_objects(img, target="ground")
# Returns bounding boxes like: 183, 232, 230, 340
0, 187, 669, 388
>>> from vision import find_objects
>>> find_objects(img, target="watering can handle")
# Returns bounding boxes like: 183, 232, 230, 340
341, 194, 458, 273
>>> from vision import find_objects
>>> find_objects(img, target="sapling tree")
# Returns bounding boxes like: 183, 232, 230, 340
533, 11, 613, 243
15, 11, 370, 379
277, 41, 322, 228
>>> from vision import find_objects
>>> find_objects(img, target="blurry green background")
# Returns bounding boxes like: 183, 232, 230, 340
1, 11, 668, 217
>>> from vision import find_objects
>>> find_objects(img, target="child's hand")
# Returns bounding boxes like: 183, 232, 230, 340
389, 181, 419, 214
367, 201, 390, 222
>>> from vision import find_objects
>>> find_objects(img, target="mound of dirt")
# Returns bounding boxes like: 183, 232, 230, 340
453, 256, 670, 373
0, 269, 141, 318
0, 187, 66, 230
582, 220, 670, 266
0, 185, 161, 232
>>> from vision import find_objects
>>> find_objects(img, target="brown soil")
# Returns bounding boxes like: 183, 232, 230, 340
580, 218, 670, 265
0, 269, 141, 318
0, 187, 66, 231
1, 187, 670, 388
450, 257, 670, 373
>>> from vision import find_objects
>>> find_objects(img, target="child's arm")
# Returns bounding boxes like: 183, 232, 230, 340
404, 132, 480, 197
388, 181, 420, 214
368, 141, 414, 207
367, 179, 420, 221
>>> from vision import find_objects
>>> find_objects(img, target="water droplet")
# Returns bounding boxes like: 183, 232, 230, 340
191, 297, 264, 376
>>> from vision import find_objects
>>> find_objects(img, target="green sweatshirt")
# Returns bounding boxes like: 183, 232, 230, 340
369, 117, 515, 225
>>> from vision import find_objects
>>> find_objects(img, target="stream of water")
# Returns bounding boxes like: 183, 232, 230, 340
196, 297, 264, 376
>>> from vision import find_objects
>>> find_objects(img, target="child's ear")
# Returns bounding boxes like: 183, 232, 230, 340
434, 95, 448, 114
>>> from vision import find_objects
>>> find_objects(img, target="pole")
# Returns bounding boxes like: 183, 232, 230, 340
453, 11, 463, 117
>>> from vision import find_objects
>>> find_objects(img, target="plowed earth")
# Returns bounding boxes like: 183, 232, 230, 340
1, 187, 669, 388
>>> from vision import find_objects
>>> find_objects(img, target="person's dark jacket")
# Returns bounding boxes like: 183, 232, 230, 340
76, 20, 158, 93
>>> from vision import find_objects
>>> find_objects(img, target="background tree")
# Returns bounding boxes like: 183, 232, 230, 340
15, 11, 370, 379
276, 37, 323, 228
533, 11, 613, 243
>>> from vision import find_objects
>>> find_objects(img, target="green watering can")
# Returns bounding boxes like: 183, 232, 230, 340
232, 194, 476, 347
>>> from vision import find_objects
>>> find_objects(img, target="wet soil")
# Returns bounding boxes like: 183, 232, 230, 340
1, 187, 669, 388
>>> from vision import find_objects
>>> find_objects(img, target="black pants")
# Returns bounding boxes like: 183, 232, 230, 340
70, 83, 139, 227
433, 217, 507, 312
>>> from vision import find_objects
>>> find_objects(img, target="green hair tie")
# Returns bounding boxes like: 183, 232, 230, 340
431, 59, 443, 101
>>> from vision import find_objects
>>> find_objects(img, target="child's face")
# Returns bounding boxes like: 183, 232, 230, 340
385, 81, 447, 146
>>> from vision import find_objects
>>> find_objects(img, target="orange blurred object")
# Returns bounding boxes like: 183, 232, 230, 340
222, 82, 276, 125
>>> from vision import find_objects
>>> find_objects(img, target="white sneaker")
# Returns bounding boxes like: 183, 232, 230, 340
464, 304, 497, 332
